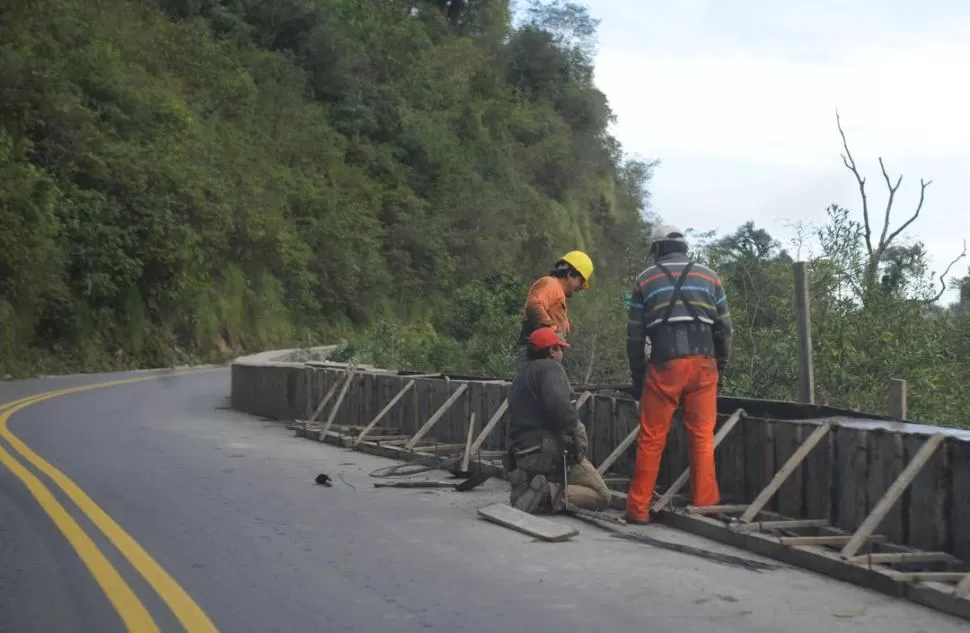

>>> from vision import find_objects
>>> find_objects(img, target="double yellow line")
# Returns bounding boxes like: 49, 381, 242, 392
0, 369, 224, 632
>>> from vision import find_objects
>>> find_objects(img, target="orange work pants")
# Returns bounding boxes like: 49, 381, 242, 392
626, 355, 720, 522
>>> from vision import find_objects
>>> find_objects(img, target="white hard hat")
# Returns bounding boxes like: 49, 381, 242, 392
651, 224, 687, 245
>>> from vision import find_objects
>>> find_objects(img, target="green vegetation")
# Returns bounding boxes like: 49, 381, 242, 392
2, 0, 968, 427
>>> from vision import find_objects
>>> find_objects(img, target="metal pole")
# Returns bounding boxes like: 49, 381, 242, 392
793, 261, 815, 404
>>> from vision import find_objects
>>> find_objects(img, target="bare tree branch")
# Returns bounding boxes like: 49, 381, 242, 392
883, 178, 932, 248
876, 156, 903, 249
925, 239, 967, 304
836, 109, 873, 259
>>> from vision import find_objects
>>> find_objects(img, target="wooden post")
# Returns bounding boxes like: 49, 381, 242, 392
794, 261, 815, 404
468, 398, 509, 455
460, 413, 476, 474
889, 378, 907, 420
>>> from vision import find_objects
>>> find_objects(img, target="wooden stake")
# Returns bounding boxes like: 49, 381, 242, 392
319, 366, 358, 439
890, 378, 908, 420
354, 380, 415, 445
574, 391, 593, 411
460, 412, 477, 474
840, 433, 945, 559
468, 398, 509, 455
651, 408, 745, 511
738, 421, 832, 523
404, 382, 469, 450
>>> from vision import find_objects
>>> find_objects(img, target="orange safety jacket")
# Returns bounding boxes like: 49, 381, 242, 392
517, 276, 572, 346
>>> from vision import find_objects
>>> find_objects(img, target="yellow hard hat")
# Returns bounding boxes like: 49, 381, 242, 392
558, 250, 594, 288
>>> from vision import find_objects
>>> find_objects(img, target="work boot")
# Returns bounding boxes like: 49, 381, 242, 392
513, 474, 549, 513
508, 469, 530, 507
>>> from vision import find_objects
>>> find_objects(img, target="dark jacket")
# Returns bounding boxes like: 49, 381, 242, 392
626, 252, 733, 383
506, 358, 578, 451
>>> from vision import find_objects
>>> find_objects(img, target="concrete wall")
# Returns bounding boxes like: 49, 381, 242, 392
230, 350, 970, 562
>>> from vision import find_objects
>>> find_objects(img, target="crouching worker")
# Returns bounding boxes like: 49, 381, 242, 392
505, 327, 612, 513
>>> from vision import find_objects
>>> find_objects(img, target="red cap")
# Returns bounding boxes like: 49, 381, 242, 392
528, 327, 571, 350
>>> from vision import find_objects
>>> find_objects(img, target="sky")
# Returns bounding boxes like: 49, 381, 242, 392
544, 0, 970, 304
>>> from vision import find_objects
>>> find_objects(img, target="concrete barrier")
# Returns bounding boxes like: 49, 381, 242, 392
230, 348, 970, 565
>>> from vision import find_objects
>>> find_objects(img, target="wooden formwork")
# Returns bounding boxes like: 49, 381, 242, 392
638, 419, 970, 620
280, 363, 970, 622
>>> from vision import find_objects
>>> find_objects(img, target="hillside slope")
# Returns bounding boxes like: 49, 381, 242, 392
0, 0, 651, 377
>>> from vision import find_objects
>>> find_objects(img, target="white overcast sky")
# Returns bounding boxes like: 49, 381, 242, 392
549, 1, 970, 303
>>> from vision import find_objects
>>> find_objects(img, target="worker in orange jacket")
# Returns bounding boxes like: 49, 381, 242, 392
624, 225, 733, 524
515, 250, 594, 372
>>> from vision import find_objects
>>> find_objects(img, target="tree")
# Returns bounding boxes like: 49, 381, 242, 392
835, 110, 965, 304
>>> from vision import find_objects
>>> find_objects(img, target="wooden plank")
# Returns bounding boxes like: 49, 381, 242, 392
374, 480, 457, 489
841, 433, 945, 559
306, 375, 343, 424
404, 382, 469, 449
905, 433, 949, 553
743, 418, 772, 503
651, 408, 744, 511
684, 503, 749, 515
952, 439, 970, 562
848, 552, 958, 565
834, 427, 869, 533
890, 572, 966, 583
591, 394, 614, 467
774, 422, 804, 518
412, 443, 467, 453
716, 408, 746, 503
867, 430, 906, 543
468, 398, 509, 455
731, 519, 830, 533
596, 401, 640, 475
354, 380, 415, 445
460, 412, 476, 473
780, 535, 885, 547
739, 421, 832, 523
804, 419, 834, 521
319, 367, 358, 439
476, 503, 578, 542
574, 391, 593, 411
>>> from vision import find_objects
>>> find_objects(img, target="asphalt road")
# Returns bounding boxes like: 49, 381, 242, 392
0, 367, 966, 632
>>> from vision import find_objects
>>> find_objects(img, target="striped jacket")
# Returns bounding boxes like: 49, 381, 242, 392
626, 252, 733, 379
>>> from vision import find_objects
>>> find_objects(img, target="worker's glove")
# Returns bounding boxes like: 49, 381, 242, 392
716, 358, 728, 389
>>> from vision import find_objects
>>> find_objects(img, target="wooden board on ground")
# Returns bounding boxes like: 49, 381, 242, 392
477, 503, 579, 542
